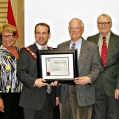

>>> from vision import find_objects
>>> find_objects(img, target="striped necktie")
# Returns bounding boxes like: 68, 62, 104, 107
71, 43, 75, 49
101, 36, 107, 67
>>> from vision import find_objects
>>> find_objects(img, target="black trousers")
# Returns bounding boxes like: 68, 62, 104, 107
0, 93, 23, 119
54, 105, 60, 119
92, 90, 119, 119
24, 93, 54, 119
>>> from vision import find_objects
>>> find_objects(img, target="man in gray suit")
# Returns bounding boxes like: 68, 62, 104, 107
87, 14, 119, 119
17, 23, 58, 119
57, 18, 102, 119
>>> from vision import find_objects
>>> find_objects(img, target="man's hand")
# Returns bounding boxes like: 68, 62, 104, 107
50, 81, 58, 86
0, 98, 4, 112
56, 97, 59, 106
114, 89, 119, 99
74, 76, 91, 85
34, 78, 48, 88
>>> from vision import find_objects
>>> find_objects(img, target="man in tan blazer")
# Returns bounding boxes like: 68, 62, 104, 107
57, 18, 103, 119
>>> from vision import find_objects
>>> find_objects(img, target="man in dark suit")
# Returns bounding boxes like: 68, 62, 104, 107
17, 23, 58, 119
57, 18, 103, 119
87, 14, 119, 119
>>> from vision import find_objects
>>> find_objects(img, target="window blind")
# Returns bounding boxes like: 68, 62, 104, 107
0, 0, 8, 26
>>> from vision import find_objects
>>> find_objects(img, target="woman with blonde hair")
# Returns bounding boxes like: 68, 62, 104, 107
0, 24, 23, 119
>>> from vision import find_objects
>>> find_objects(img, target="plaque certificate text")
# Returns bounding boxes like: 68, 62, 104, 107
45, 57, 69, 76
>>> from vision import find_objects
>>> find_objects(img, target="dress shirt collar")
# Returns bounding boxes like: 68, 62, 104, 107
35, 42, 47, 50
99, 31, 111, 43
70, 38, 82, 48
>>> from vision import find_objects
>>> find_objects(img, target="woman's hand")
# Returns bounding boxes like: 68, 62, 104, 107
0, 98, 4, 112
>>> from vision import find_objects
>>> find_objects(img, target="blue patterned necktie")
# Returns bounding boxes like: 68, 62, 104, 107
71, 43, 75, 49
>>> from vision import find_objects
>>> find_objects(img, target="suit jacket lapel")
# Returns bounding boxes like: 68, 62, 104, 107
64, 39, 89, 73
32, 43, 39, 51
62, 40, 71, 49
78, 39, 89, 73
91, 34, 100, 44
91, 32, 118, 66
107, 32, 118, 62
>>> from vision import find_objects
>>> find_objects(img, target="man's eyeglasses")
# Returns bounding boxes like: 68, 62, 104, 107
97, 22, 111, 26
2, 35, 14, 39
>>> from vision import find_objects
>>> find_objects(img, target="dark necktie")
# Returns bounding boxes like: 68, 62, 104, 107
42, 46, 52, 94
71, 43, 75, 49
101, 36, 107, 67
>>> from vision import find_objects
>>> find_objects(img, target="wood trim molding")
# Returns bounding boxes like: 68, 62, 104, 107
12, 0, 24, 48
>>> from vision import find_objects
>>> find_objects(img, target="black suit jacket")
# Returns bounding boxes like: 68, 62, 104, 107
17, 43, 56, 110
87, 32, 119, 96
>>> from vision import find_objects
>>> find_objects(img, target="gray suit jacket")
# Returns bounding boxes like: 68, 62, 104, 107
17, 43, 56, 110
87, 32, 119, 97
57, 38, 102, 106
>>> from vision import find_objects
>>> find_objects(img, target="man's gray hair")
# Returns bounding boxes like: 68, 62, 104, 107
97, 14, 112, 23
69, 18, 84, 28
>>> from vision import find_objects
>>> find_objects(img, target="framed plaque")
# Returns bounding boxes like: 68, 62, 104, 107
36, 49, 78, 81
